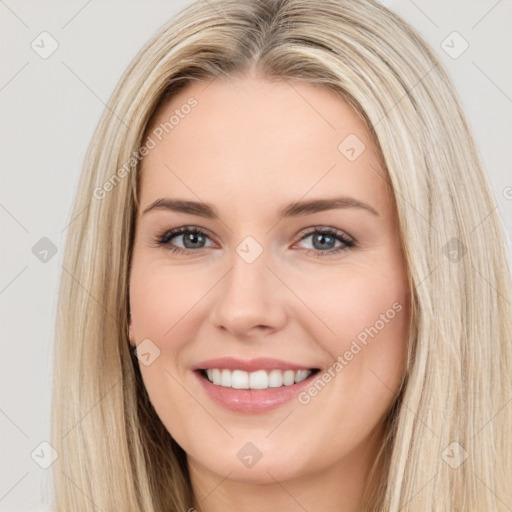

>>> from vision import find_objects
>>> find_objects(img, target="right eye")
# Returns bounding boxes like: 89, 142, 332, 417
155, 226, 216, 254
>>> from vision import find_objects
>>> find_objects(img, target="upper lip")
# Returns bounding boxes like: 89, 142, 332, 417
192, 357, 319, 372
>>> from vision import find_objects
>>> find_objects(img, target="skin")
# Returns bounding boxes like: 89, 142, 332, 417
128, 71, 411, 512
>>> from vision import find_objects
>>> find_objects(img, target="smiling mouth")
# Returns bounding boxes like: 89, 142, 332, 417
197, 368, 321, 390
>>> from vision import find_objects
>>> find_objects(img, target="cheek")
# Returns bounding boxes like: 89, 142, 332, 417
293, 259, 409, 346
128, 260, 211, 439
129, 259, 209, 338
297, 263, 410, 403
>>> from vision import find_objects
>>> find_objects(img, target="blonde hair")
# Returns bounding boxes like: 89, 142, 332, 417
51, 0, 512, 510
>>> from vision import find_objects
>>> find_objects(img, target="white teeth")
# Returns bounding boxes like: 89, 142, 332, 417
268, 369, 283, 388
283, 370, 295, 386
202, 368, 313, 389
231, 370, 249, 389
249, 370, 268, 389
220, 369, 231, 387
295, 369, 311, 383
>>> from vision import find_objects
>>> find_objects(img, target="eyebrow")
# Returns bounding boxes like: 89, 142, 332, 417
142, 196, 379, 218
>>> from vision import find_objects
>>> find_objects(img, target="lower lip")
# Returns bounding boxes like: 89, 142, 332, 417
194, 370, 318, 413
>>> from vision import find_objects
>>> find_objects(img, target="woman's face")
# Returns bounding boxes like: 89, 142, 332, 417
129, 75, 410, 490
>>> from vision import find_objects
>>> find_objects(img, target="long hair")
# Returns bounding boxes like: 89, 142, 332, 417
51, 0, 512, 510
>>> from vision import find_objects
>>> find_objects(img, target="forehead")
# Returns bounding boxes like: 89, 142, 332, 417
139, 76, 390, 218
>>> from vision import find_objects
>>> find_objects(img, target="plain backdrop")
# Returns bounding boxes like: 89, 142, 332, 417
1, 0, 511, 510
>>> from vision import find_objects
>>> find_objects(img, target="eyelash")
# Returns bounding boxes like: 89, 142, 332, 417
154, 225, 356, 257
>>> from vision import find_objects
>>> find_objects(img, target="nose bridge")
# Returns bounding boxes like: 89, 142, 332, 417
210, 238, 286, 336
228, 242, 268, 298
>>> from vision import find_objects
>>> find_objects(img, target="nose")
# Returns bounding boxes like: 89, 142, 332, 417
209, 247, 288, 339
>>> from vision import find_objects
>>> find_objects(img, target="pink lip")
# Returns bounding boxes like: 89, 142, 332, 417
192, 357, 321, 413
192, 356, 316, 372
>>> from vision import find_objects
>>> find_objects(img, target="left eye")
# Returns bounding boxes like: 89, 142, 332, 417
296, 228, 354, 252
155, 226, 356, 256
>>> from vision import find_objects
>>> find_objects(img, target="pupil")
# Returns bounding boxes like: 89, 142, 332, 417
184, 232, 204, 249
313, 233, 334, 250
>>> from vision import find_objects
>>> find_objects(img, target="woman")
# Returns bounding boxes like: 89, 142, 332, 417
51, 0, 512, 510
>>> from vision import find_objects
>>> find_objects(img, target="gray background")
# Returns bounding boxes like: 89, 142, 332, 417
1, 0, 511, 510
